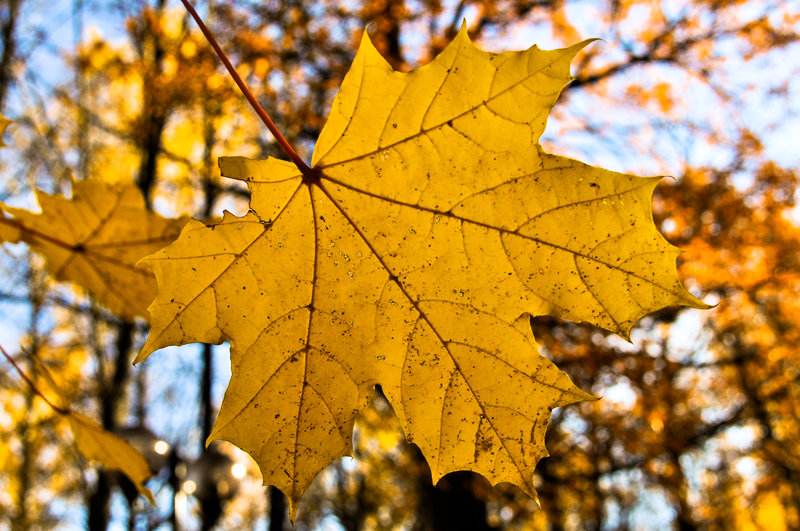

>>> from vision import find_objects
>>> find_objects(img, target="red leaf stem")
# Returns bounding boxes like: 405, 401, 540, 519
0, 344, 69, 415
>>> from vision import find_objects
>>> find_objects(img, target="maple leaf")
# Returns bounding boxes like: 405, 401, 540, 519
66, 412, 156, 503
137, 27, 707, 516
0, 180, 188, 319
0, 343, 155, 503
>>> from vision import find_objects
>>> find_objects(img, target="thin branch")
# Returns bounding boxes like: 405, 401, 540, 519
179, 0, 312, 175
0, 344, 69, 415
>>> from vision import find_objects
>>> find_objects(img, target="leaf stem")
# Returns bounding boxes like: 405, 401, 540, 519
179, 0, 313, 175
0, 344, 69, 415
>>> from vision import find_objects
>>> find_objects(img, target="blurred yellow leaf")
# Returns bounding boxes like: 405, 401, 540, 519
0, 180, 188, 319
66, 412, 155, 504
0, 214, 22, 242
0, 113, 11, 147
0, 343, 154, 505
138, 26, 705, 516
756, 491, 788, 531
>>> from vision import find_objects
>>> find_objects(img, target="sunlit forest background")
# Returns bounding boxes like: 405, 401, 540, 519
1, 0, 799, 529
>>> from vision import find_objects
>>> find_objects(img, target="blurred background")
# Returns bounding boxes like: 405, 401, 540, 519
1, 0, 799, 529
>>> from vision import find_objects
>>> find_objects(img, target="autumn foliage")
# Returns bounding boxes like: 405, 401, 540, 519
1, 1, 799, 529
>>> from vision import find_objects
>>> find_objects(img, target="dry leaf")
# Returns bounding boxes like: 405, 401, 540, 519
1, 345, 155, 504
138, 27, 707, 516
0, 180, 188, 319
66, 412, 155, 503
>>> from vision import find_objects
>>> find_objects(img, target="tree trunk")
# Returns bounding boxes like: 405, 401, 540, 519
0, 0, 21, 109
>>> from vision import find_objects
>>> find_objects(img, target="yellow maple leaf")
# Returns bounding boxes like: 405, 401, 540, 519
0, 180, 188, 319
138, 27, 707, 516
0, 343, 155, 503
66, 412, 156, 504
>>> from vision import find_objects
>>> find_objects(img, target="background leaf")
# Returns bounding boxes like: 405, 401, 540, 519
0, 180, 188, 319
66, 412, 155, 504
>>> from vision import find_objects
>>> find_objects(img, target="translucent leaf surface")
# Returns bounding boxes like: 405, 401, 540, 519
139, 27, 706, 516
